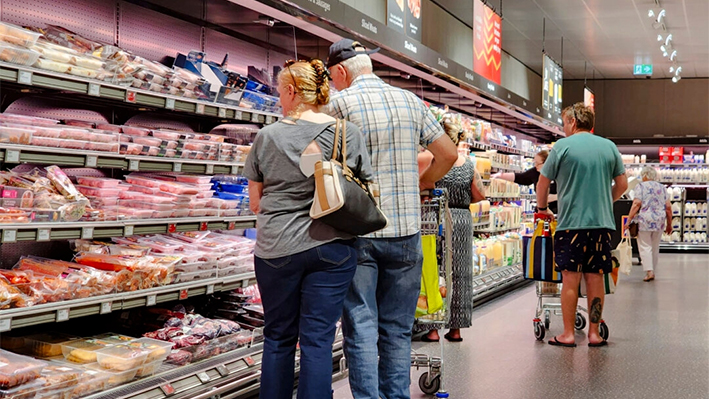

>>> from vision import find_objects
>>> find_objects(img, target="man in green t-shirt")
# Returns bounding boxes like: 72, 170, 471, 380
537, 103, 628, 348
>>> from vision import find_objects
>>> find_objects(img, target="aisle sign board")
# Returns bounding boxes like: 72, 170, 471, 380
633, 64, 653, 75
405, 0, 422, 41
473, 0, 502, 85
387, 0, 406, 33
542, 54, 563, 125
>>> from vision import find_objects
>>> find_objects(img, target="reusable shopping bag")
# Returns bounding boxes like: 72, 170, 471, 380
580, 258, 620, 295
522, 219, 562, 282
615, 237, 633, 276
416, 235, 444, 318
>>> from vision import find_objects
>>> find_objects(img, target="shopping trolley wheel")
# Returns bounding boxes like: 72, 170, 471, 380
599, 322, 609, 340
533, 321, 545, 341
575, 313, 587, 331
418, 372, 441, 395
544, 310, 551, 330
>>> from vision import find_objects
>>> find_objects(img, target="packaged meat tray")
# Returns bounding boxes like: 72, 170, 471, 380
188, 209, 208, 217
117, 207, 153, 219
74, 253, 148, 271
195, 190, 216, 199
0, 350, 47, 389
151, 210, 173, 218
124, 175, 160, 188
95, 124, 122, 133
23, 333, 81, 358
68, 368, 109, 398
26, 126, 61, 138
28, 137, 59, 148
58, 128, 90, 141
61, 339, 113, 364
175, 262, 216, 273
187, 199, 209, 209
128, 338, 173, 362
118, 143, 142, 155
151, 130, 182, 141
76, 177, 121, 188
131, 202, 173, 211
0, 209, 31, 224
171, 209, 189, 218
172, 269, 217, 283
134, 360, 162, 378
159, 182, 198, 195
121, 126, 150, 137
0, 114, 58, 127
203, 209, 218, 217
56, 139, 87, 150
137, 238, 182, 254
35, 385, 73, 399
0, 44, 40, 66
85, 142, 119, 152
86, 131, 119, 143
0, 23, 41, 47
169, 231, 210, 243
174, 175, 213, 184
76, 186, 120, 197
36, 364, 81, 390
84, 364, 137, 388
0, 379, 44, 399
0, 126, 32, 145
95, 345, 148, 371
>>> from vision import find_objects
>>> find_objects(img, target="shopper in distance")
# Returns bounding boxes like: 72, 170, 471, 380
417, 116, 486, 343
492, 149, 559, 213
624, 166, 673, 282
536, 103, 628, 347
243, 59, 376, 399
325, 39, 458, 399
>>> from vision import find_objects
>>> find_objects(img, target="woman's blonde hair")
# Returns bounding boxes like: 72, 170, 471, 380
536, 150, 549, 163
442, 120, 465, 146
278, 59, 330, 107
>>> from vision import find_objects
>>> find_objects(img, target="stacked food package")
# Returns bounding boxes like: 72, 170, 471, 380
473, 233, 523, 275
487, 178, 521, 198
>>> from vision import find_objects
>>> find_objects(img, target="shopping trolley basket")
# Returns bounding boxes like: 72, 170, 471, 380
412, 189, 452, 398
527, 214, 609, 341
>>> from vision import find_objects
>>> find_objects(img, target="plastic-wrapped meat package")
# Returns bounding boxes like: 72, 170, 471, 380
189, 321, 222, 340
130, 136, 162, 147
216, 319, 241, 336
95, 123, 122, 133
151, 130, 182, 141
74, 252, 148, 271
169, 335, 204, 349
62, 120, 94, 129
166, 349, 192, 366
169, 231, 210, 244
119, 143, 142, 155
0, 276, 35, 308
158, 181, 199, 195
125, 175, 161, 188
0, 113, 59, 126
121, 126, 151, 136
45, 165, 85, 200
165, 317, 184, 328
28, 275, 74, 303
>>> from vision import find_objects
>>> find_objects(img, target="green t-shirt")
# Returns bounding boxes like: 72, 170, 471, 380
541, 132, 625, 231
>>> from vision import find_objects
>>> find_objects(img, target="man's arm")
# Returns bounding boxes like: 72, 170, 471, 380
612, 174, 629, 201
248, 181, 264, 214
419, 135, 457, 189
536, 175, 553, 217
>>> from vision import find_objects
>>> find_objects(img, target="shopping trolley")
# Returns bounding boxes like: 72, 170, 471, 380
529, 214, 610, 341
412, 189, 452, 398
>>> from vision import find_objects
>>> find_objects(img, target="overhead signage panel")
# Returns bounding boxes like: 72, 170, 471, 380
473, 0, 502, 85
288, 0, 345, 23
387, 0, 406, 33
542, 54, 563, 125
405, 0, 422, 41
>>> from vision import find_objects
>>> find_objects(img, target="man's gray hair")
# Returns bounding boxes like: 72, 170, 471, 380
340, 54, 373, 80
640, 166, 658, 181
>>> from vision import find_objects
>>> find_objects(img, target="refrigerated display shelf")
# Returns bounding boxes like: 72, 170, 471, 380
0, 144, 245, 175
0, 215, 256, 243
0, 271, 257, 332
491, 165, 524, 173
521, 194, 536, 200
469, 141, 536, 158
660, 243, 709, 251
0, 62, 281, 124
624, 163, 708, 168
473, 264, 525, 303
474, 225, 521, 235
486, 196, 522, 201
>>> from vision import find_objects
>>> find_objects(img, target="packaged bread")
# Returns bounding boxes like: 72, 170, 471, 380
95, 345, 148, 371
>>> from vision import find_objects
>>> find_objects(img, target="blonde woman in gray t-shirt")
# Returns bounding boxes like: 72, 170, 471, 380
243, 59, 374, 399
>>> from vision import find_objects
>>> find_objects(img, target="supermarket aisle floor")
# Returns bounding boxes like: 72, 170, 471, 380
332, 253, 709, 399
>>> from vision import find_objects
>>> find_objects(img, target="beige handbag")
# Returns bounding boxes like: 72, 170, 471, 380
310, 119, 387, 235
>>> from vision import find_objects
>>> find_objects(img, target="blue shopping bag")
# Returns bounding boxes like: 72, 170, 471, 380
522, 220, 562, 282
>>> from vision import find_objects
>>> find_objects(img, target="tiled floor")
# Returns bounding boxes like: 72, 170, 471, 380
333, 253, 709, 399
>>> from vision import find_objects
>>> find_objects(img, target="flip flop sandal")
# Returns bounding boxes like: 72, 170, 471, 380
588, 340, 608, 347
644, 275, 655, 282
548, 337, 577, 347
420, 335, 439, 342
444, 333, 463, 342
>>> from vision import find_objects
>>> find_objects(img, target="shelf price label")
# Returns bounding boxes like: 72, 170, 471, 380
179, 289, 189, 300
56, 309, 69, 322
146, 294, 157, 307
168, 223, 177, 233
196, 103, 205, 114
88, 83, 101, 97
234, 110, 243, 120
165, 98, 175, 110
199, 222, 208, 231
227, 221, 236, 230
218, 108, 227, 118
2, 230, 17, 243
205, 164, 214, 175
173, 162, 182, 172
37, 229, 51, 242
128, 159, 140, 171
245, 356, 256, 366
265, 115, 274, 124
18, 70, 32, 85
100, 302, 112, 314
250, 113, 260, 123
126, 90, 136, 103
216, 365, 229, 376
85, 155, 98, 168
0, 318, 11, 332
6, 149, 20, 163
241, 279, 251, 288
197, 372, 210, 383
81, 227, 94, 239
124, 225, 134, 237
206, 284, 215, 295
230, 165, 240, 175
159, 384, 175, 396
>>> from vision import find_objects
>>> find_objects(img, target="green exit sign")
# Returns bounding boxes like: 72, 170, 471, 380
634, 64, 653, 75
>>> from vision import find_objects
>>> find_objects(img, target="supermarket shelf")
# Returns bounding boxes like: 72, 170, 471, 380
0, 271, 257, 332
473, 264, 525, 303
491, 165, 524, 173
486, 196, 522, 201
474, 225, 521, 234
624, 163, 707, 168
0, 144, 245, 175
0, 215, 256, 243
659, 182, 709, 186
0, 61, 281, 124
468, 141, 536, 157
660, 243, 709, 251
81, 335, 345, 399
521, 194, 536, 200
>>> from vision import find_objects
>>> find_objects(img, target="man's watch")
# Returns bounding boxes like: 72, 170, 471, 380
537, 206, 548, 211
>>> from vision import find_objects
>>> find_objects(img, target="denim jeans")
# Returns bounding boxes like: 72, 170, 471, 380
255, 240, 357, 399
342, 233, 423, 399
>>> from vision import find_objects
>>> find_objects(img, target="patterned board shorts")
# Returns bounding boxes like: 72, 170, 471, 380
554, 229, 614, 274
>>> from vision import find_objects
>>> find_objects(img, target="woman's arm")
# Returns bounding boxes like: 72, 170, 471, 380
627, 199, 642, 222
248, 181, 264, 214
491, 172, 515, 182
665, 200, 673, 235
470, 173, 486, 203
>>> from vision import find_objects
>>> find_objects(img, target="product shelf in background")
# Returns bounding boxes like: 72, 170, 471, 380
472, 264, 524, 303
468, 140, 536, 158
0, 62, 281, 124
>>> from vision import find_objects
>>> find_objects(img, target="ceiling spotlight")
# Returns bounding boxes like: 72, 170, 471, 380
675, 66, 682, 75
665, 34, 673, 46
672, 76, 681, 83
662, 51, 668, 57
669, 66, 675, 73
657, 34, 663, 41
648, 9, 655, 18
670, 50, 677, 61
660, 44, 667, 52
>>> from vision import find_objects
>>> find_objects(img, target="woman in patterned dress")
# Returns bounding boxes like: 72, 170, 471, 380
625, 166, 673, 281
417, 119, 486, 342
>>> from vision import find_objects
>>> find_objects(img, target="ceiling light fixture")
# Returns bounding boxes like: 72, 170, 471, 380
675, 66, 682, 75
664, 34, 673, 46
672, 75, 681, 83
670, 50, 677, 61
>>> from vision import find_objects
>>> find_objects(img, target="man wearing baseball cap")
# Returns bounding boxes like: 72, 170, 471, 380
325, 38, 457, 399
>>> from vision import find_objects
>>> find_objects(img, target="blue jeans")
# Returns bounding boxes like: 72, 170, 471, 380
342, 233, 423, 399
255, 240, 357, 399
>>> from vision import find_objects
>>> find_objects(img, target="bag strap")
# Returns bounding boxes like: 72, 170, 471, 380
330, 119, 341, 161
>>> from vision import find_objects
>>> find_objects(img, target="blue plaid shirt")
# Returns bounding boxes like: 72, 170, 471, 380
327, 74, 444, 238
